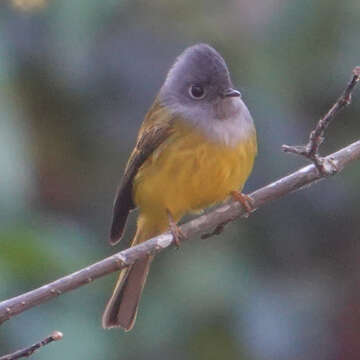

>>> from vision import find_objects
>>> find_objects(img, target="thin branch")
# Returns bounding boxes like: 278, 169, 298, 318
0, 67, 359, 326
0, 331, 63, 360
1, 140, 360, 325
282, 66, 360, 174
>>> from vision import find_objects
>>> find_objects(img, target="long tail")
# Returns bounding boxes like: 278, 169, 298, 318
102, 217, 163, 331
102, 256, 152, 331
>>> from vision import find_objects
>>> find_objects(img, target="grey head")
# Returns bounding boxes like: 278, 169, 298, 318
159, 43, 254, 146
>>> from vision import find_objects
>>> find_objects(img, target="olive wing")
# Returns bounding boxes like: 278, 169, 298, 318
109, 102, 174, 245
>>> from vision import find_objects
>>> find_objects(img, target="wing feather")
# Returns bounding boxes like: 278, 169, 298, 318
109, 101, 174, 245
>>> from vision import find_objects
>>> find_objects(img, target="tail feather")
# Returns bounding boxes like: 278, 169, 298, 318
103, 214, 168, 331
102, 256, 152, 330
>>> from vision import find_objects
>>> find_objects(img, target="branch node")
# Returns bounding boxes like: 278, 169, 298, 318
201, 215, 237, 240
317, 157, 340, 176
114, 254, 128, 268
282, 66, 360, 168
201, 223, 227, 239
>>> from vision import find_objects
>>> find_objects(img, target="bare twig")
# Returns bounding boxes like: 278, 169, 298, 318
0, 331, 63, 360
0, 67, 359, 326
282, 66, 360, 174
1, 140, 360, 325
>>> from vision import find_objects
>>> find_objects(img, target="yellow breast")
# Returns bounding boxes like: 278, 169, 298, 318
133, 120, 257, 228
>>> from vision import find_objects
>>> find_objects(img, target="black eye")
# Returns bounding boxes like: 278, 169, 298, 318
189, 85, 205, 99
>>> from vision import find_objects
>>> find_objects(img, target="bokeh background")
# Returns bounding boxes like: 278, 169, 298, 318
1, 0, 360, 359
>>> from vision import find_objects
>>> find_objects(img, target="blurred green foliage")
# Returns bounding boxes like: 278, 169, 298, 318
1, 0, 360, 359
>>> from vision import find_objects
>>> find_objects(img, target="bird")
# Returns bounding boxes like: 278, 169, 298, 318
102, 43, 257, 331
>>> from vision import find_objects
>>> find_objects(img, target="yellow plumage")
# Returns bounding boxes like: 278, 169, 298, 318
134, 118, 257, 236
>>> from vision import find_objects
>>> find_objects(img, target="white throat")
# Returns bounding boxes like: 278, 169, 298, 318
163, 96, 255, 147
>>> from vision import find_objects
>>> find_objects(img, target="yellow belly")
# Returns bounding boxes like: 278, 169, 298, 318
133, 120, 257, 232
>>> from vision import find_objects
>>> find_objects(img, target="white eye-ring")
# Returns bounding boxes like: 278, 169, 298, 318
189, 85, 206, 99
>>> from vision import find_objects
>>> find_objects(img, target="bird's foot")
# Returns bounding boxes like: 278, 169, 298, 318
166, 209, 185, 248
231, 191, 254, 217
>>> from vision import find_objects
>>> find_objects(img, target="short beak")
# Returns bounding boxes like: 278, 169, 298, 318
222, 88, 241, 98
